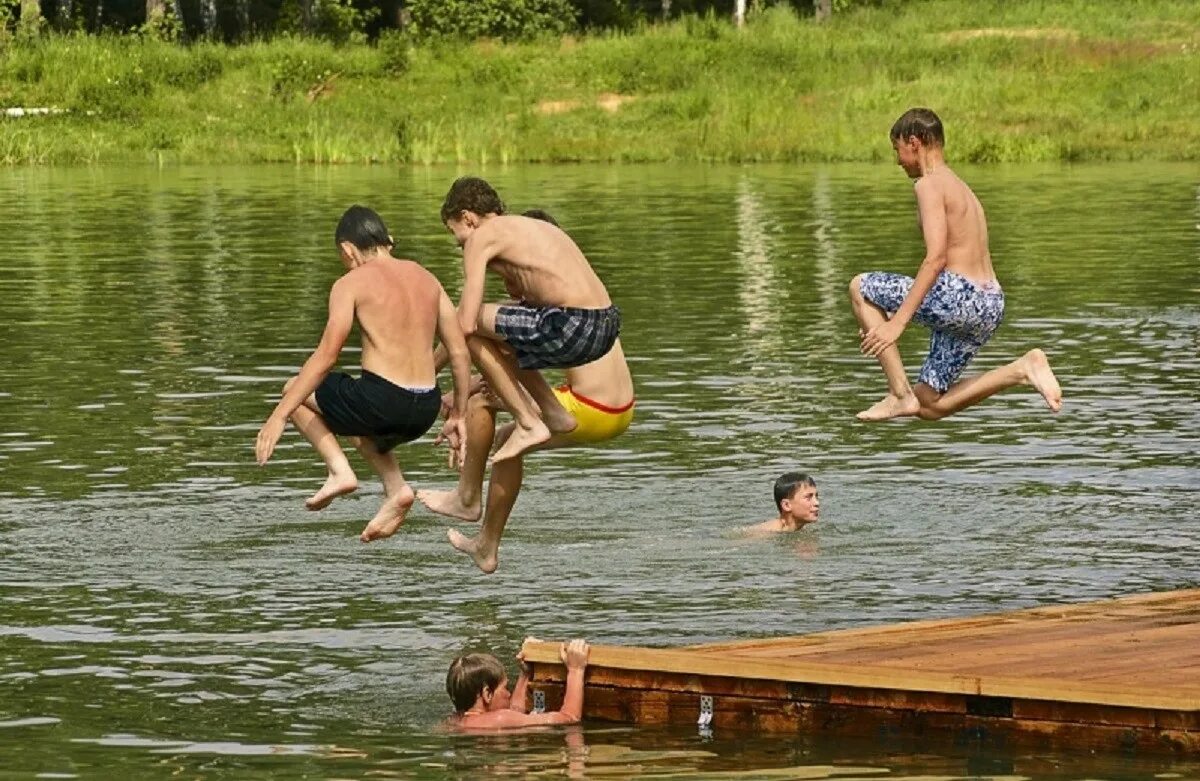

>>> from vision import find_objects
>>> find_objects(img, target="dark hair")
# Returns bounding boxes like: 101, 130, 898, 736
446, 653, 506, 713
440, 177, 506, 223
890, 107, 944, 147
335, 205, 392, 251
521, 208, 560, 227
774, 472, 816, 513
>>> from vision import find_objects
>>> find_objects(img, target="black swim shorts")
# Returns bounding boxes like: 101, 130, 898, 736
314, 370, 441, 453
493, 304, 620, 370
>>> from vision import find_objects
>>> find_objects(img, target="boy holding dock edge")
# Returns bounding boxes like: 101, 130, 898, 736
447, 639, 590, 729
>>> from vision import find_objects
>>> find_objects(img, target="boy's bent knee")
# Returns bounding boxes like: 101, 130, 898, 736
848, 274, 865, 300
917, 405, 946, 421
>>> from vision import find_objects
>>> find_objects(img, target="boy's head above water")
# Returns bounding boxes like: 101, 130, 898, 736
335, 205, 393, 266
446, 652, 509, 714
441, 177, 506, 246
774, 472, 819, 526
889, 107, 945, 179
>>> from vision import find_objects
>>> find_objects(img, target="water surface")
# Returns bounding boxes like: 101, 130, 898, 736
0, 163, 1197, 779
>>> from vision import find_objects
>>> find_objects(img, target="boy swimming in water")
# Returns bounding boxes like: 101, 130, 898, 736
254, 206, 472, 542
447, 639, 590, 730
744, 472, 820, 534
850, 108, 1062, 421
440, 178, 621, 464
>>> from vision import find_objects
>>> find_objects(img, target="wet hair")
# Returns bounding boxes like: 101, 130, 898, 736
889, 107, 944, 147
440, 177, 506, 224
335, 205, 392, 251
774, 472, 817, 514
446, 653, 506, 713
521, 208, 560, 227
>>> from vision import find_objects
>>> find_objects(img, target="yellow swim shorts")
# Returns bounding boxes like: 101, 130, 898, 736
552, 385, 634, 444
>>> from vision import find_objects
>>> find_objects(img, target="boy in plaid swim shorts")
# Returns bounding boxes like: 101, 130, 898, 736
850, 108, 1062, 421
437, 177, 622, 464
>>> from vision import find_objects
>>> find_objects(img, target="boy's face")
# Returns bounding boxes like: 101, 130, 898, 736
484, 676, 511, 711
445, 212, 479, 249
892, 136, 922, 179
782, 485, 819, 524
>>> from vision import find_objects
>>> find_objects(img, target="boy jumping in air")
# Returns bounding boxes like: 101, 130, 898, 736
255, 206, 471, 543
440, 178, 621, 464
850, 108, 1062, 421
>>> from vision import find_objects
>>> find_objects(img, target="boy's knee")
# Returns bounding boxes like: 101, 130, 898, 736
918, 406, 945, 421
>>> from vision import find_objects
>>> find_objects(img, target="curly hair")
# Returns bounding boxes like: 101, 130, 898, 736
441, 177, 506, 223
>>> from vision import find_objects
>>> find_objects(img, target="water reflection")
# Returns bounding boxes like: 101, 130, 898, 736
0, 163, 1197, 779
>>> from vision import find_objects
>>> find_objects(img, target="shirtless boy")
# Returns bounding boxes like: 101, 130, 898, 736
447, 639, 590, 730
255, 206, 471, 542
420, 211, 635, 574
850, 108, 1063, 421
440, 177, 621, 463
745, 472, 820, 534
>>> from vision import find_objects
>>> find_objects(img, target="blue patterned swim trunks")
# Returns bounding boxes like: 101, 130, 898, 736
859, 270, 1005, 393
493, 303, 621, 370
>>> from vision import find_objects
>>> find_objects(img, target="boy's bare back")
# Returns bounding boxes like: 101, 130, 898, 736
337, 259, 443, 387
919, 168, 996, 286
468, 215, 611, 309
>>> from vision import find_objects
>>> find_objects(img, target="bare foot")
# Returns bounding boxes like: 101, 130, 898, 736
856, 393, 920, 422
489, 419, 551, 464
305, 471, 358, 511
1023, 348, 1063, 412
416, 488, 481, 522
447, 528, 498, 574
359, 485, 415, 542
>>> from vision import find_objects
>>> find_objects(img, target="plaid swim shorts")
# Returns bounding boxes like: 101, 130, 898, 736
493, 303, 621, 370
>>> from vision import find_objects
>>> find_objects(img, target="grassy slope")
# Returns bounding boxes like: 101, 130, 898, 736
0, 0, 1197, 164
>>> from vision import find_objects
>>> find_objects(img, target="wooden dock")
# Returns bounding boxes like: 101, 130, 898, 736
522, 590, 1200, 755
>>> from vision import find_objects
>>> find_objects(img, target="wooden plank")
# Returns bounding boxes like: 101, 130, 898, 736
521, 640, 1200, 711
533, 680, 1200, 755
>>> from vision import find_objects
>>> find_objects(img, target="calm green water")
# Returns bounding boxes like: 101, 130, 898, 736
0, 163, 1197, 780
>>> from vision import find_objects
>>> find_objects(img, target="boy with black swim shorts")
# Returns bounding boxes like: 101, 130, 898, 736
849, 108, 1063, 421
438, 177, 621, 464
255, 206, 472, 543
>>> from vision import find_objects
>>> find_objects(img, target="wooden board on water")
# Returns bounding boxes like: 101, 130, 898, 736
521, 590, 1200, 755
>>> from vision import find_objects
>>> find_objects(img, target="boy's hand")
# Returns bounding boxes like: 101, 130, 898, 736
560, 639, 590, 671
434, 415, 467, 469
439, 392, 455, 419
255, 416, 286, 465
861, 320, 905, 358
516, 636, 541, 676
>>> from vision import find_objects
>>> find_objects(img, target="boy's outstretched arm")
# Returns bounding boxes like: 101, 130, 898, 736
862, 179, 948, 357
255, 280, 354, 464
507, 639, 589, 727
434, 287, 472, 467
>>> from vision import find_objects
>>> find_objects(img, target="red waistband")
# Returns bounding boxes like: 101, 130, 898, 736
557, 385, 635, 415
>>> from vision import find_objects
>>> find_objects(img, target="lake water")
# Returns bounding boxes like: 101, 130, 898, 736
0, 163, 1197, 779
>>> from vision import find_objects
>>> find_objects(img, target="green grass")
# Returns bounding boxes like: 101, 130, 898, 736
0, 0, 1197, 165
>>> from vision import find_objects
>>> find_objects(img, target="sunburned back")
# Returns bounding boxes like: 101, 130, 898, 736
934, 169, 996, 285
483, 216, 611, 309
346, 259, 441, 388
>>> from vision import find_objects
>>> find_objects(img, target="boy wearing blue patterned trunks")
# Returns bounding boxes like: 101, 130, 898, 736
255, 206, 472, 543
849, 108, 1062, 421
438, 177, 621, 465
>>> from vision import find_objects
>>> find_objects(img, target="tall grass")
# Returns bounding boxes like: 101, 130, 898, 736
0, 0, 1197, 165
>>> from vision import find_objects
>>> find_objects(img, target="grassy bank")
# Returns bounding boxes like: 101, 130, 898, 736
1, 0, 1198, 165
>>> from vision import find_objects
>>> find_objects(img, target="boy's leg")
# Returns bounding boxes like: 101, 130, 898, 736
848, 274, 920, 421
287, 384, 358, 510
474, 303, 578, 435
355, 438, 417, 542
466, 335, 552, 463
416, 393, 497, 522
447, 433, 574, 574
914, 348, 1062, 420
